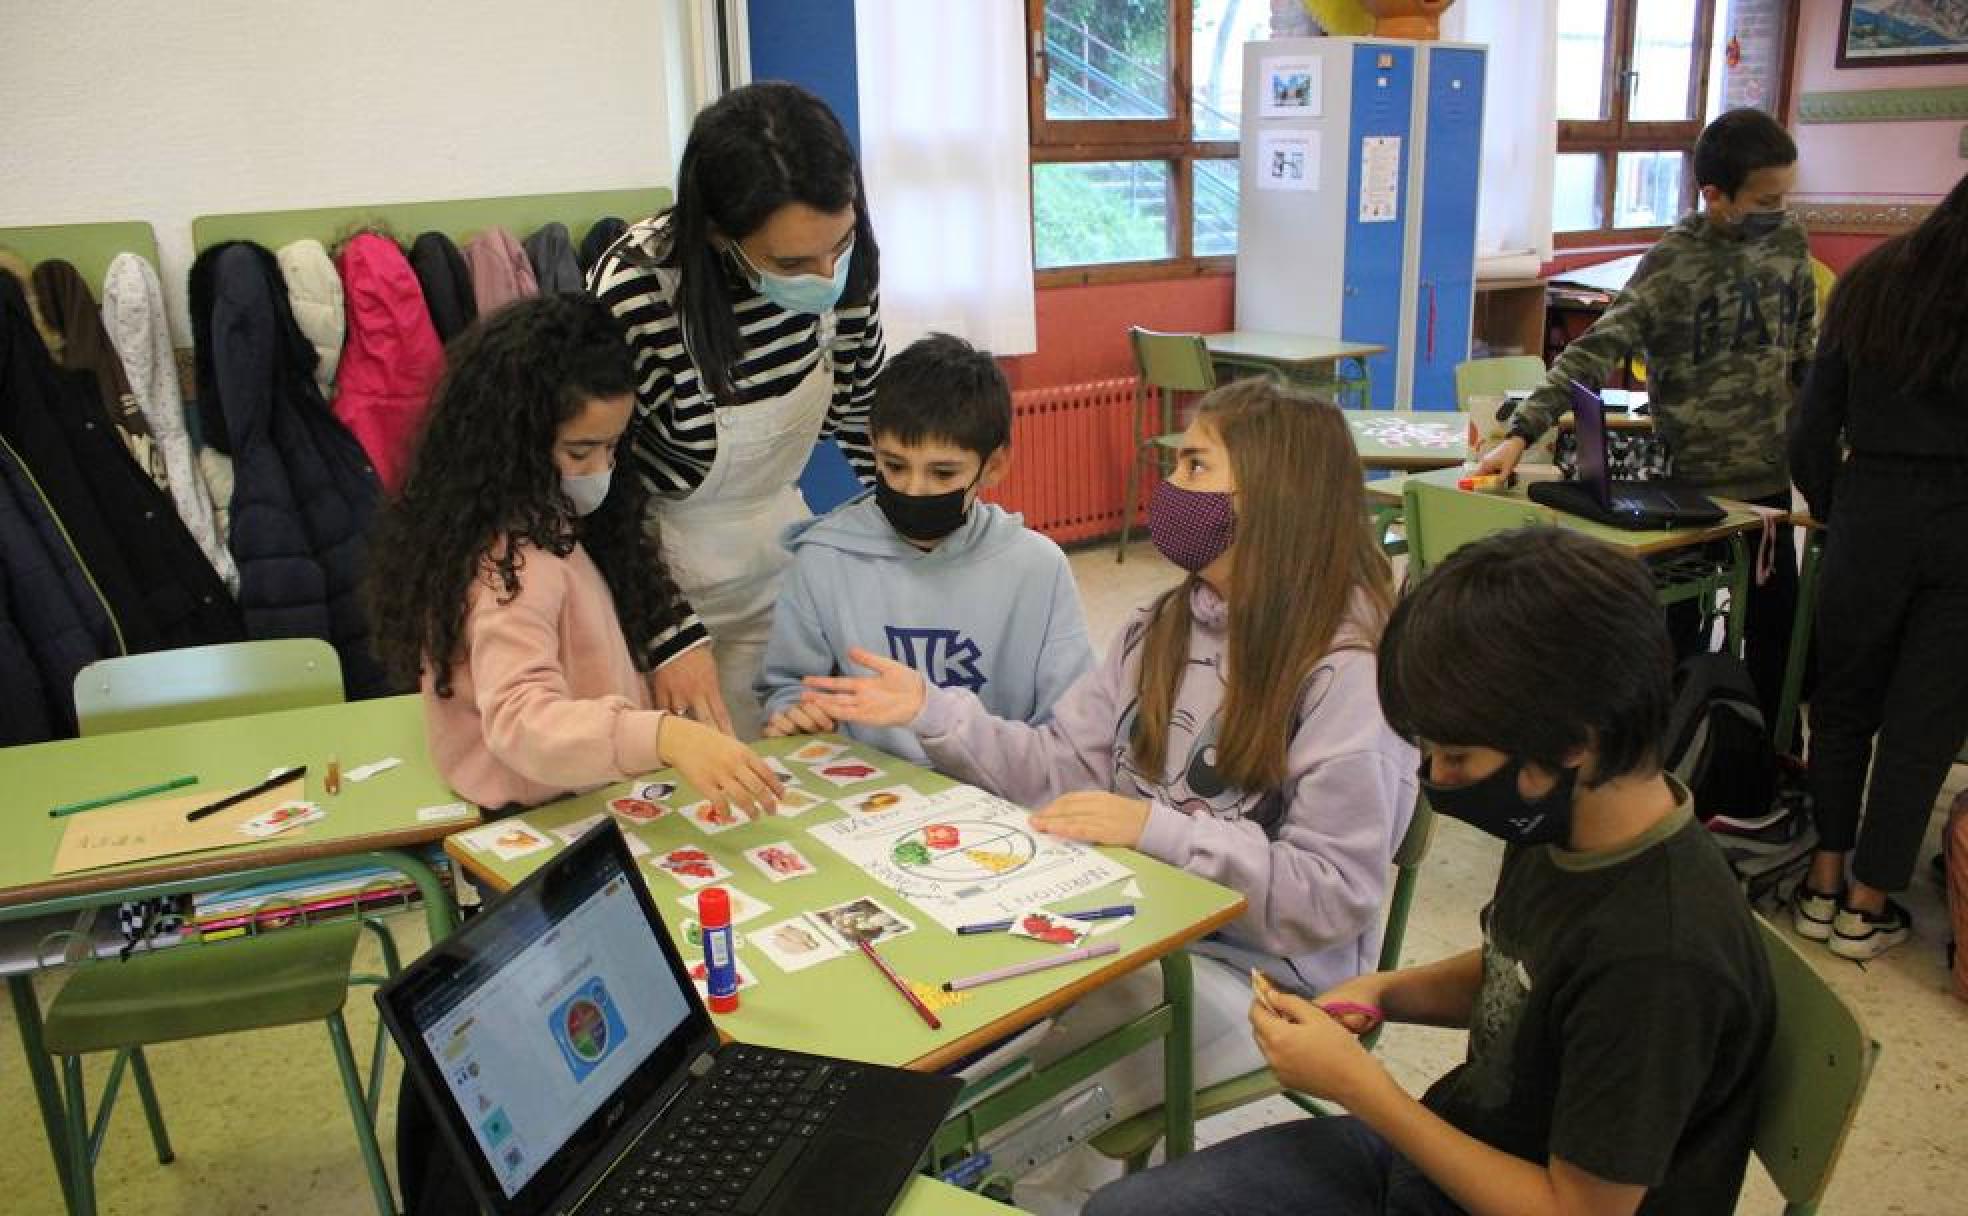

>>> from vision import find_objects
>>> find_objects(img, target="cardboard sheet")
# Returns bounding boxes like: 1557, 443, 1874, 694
53, 778, 311, 875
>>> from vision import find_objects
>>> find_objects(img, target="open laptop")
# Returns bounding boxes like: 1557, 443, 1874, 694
1528, 379, 1724, 529
376, 823, 959, 1216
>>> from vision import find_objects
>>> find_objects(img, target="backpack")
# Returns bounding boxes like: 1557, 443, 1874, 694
1664, 654, 1804, 903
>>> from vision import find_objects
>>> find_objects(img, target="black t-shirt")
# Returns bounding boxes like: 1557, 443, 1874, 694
1422, 787, 1774, 1214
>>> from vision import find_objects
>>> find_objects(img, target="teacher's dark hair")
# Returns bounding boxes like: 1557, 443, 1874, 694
658, 80, 878, 405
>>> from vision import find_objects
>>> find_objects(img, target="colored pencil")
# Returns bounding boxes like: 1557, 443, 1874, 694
942, 942, 1120, 992
955, 905, 1137, 935
48, 775, 198, 819
184, 766, 307, 822
855, 938, 941, 1030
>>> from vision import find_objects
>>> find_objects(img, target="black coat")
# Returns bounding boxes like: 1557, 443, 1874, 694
189, 241, 390, 697
408, 232, 477, 344
0, 274, 241, 664
578, 217, 629, 276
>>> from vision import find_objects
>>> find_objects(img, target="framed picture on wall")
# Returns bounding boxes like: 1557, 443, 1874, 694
1837, 1, 1968, 68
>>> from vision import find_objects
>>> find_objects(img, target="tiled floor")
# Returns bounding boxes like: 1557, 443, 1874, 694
1, 542, 1962, 1214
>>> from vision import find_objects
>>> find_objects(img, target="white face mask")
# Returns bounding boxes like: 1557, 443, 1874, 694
561, 468, 612, 516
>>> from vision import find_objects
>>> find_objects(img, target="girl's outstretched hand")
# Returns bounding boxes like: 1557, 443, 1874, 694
657, 715, 784, 817
800, 647, 925, 727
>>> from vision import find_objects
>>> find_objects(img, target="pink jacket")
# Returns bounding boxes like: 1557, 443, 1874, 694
331, 234, 444, 493
463, 226, 539, 317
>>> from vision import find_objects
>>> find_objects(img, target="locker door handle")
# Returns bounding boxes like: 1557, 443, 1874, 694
1424, 281, 1437, 361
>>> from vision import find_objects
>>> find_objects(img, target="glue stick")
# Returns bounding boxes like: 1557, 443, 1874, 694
698, 887, 740, 1013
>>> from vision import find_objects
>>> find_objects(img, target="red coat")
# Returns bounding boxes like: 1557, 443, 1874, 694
331, 234, 443, 493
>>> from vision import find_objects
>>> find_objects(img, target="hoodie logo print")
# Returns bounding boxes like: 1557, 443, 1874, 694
885, 627, 987, 694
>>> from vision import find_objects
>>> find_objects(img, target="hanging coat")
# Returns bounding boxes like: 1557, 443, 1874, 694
276, 238, 344, 400
0, 273, 241, 657
101, 252, 237, 588
30, 259, 165, 492
462, 226, 537, 317
331, 233, 444, 494
0, 250, 62, 355
523, 222, 583, 295
408, 231, 477, 344
578, 217, 628, 275
191, 240, 388, 697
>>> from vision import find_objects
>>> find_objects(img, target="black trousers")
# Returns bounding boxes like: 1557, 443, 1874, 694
1807, 466, 1968, 892
1665, 489, 1802, 752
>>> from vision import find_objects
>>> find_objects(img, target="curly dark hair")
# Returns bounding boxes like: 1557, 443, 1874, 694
367, 294, 689, 696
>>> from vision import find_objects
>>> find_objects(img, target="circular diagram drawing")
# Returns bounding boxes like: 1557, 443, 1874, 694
888, 820, 1036, 882
563, 996, 610, 1061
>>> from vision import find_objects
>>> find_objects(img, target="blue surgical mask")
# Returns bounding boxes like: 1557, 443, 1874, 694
561, 468, 612, 516
733, 241, 853, 316
1736, 209, 1785, 240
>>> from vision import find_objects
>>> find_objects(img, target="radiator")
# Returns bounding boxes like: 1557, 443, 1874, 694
983, 377, 1142, 545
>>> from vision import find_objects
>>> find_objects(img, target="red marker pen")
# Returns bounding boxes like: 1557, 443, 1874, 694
698, 887, 740, 1014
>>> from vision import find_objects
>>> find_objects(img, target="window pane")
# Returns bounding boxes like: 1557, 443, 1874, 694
1192, 0, 1271, 140
1193, 159, 1239, 256
1614, 151, 1685, 228
1045, 0, 1171, 121
1555, 0, 1611, 121
1553, 153, 1605, 232
1033, 161, 1175, 268
1630, 0, 1699, 121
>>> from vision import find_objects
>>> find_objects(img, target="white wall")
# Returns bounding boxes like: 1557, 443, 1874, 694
0, 1, 694, 340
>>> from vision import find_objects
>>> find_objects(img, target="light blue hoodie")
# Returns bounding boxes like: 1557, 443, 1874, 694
756, 493, 1094, 764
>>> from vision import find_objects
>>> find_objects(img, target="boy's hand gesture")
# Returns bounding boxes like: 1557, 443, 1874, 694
1249, 986, 1384, 1108
762, 704, 837, 738
800, 647, 926, 727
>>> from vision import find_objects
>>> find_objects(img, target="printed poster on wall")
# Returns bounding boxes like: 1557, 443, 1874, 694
1259, 55, 1321, 117
1358, 135, 1402, 223
1256, 130, 1320, 192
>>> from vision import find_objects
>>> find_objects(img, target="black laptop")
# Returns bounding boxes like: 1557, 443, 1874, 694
1528, 380, 1725, 529
376, 823, 959, 1216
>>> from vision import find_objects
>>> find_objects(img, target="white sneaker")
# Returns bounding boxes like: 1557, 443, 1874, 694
1792, 885, 1839, 942
1828, 900, 1912, 961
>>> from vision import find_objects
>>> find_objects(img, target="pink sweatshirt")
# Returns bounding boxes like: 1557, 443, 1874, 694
422, 539, 668, 810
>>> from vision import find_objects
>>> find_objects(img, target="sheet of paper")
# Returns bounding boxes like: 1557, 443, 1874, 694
1257, 130, 1320, 192
53, 778, 313, 875
1259, 55, 1321, 118
1359, 135, 1402, 223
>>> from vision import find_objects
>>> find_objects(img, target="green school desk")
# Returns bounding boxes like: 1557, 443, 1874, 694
1377, 466, 1766, 655
0, 695, 473, 1215
1344, 409, 1468, 473
447, 736, 1247, 1174
1205, 331, 1384, 407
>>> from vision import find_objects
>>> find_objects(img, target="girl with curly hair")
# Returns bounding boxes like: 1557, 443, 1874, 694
367, 292, 781, 816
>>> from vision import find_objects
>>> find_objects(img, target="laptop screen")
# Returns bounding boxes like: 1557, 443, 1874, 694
1567, 378, 1611, 508
381, 826, 710, 1211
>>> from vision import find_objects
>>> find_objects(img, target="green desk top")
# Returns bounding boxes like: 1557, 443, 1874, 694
1205, 330, 1386, 365
1384, 466, 1769, 558
895, 1176, 1028, 1214
1344, 409, 1468, 472
448, 737, 1246, 1073
0, 696, 476, 913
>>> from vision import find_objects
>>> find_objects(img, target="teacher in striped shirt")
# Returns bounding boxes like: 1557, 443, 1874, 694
590, 82, 884, 739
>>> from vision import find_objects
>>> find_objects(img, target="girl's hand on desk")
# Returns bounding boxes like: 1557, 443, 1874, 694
762, 703, 836, 738
1031, 792, 1151, 849
658, 715, 784, 817
800, 647, 925, 727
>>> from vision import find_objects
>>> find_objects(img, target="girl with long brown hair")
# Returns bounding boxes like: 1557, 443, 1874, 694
804, 377, 1418, 1157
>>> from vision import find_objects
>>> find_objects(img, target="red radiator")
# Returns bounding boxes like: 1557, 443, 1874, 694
983, 378, 1141, 545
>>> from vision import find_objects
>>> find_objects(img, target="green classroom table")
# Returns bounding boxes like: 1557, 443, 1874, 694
448, 735, 1247, 1176
0, 695, 474, 1215
1205, 330, 1383, 408
1344, 409, 1468, 472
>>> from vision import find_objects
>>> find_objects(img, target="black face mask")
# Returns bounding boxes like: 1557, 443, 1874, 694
875, 467, 983, 543
1419, 756, 1578, 847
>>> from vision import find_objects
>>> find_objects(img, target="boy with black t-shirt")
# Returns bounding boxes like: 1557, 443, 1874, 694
1088, 528, 1775, 1216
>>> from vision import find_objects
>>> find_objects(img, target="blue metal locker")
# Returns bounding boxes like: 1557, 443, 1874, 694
1412, 46, 1485, 411
1340, 43, 1415, 409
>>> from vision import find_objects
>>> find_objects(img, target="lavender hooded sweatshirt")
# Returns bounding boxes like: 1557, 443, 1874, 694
910, 581, 1418, 994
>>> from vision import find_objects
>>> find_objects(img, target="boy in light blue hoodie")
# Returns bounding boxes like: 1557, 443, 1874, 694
757, 333, 1093, 763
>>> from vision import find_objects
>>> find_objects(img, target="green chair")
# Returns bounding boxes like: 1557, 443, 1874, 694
1402, 478, 1544, 578
1090, 799, 1438, 1170
1753, 917, 1877, 1216
44, 641, 400, 1216
1118, 328, 1216, 562
1453, 354, 1546, 414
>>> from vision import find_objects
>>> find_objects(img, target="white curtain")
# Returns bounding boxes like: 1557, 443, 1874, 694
854, 0, 1038, 355
1444, 0, 1557, 268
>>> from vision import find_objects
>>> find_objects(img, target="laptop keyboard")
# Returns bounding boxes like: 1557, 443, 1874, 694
589, 1046, 863, 1215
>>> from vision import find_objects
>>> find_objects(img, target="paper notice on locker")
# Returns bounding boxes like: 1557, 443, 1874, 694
1359, 136, 1402, 223
1257, 130, 1320, 192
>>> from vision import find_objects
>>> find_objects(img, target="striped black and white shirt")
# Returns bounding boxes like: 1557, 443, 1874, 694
588, 219, 884, 668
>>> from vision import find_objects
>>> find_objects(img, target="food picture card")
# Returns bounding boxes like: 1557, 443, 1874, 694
786, 740, 849, 767
741, 841, 816, 883
631, 780, 677, 802
1008, 909, 1094, 948
810, 896, 916, 949
770, 786, 825, 817
238, 800, 324, 838
675, 886, 771, 926
810, 758, 887, 788
687, 957, 758, 1001
763, 757, 802, 788
678, 800, 750, 835
608, 794, 670, 824
650, 846, 731, 890
841, 785, 923, 816
459, 821, 555, 861
751, 916, 845, 973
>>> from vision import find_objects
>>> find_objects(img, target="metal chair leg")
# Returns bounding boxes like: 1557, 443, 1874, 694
327, 1011, 397, 1216
62, 1056, 97, 1216
128, 1047, 174, 1165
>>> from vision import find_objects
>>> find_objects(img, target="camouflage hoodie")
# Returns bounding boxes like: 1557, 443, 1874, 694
1516, 213, 1816, 500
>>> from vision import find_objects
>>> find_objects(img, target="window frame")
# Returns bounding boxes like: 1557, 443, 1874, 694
1026, 0, 1239, 285
1555, 0, 1719, 249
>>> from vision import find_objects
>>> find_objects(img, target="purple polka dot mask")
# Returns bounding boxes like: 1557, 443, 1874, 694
1147, 481, 1237, 572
